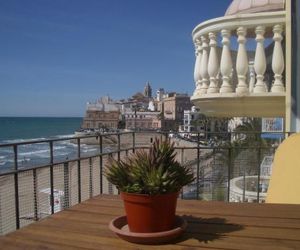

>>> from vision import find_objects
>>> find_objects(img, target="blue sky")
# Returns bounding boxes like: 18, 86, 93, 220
0, 0, 231, 117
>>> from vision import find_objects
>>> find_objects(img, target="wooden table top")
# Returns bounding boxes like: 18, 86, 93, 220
1, 195, 300, 249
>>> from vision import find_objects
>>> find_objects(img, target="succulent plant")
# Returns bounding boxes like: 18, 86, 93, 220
105, 139, 194, 195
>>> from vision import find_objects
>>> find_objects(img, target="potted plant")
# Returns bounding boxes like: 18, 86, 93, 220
105, 138, 194, 233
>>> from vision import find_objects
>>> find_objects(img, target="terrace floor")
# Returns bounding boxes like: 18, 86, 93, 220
1, 195, 300, 249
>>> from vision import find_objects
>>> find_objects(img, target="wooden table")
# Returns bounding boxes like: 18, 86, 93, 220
1, 195, 300, 249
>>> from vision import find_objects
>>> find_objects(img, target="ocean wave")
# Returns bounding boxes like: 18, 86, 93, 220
26, 137, 47, 142
1, 158, 31, 164
54, 152, 68, 157
2, 139, 26, 143
18, 145, 67, 157
55, 134, 75, 139
53, 146, 66, 150
0, 156, 5, 159
19, 149, 50, 157
82, 148, 98, 153
59, 140, 77, 147
3, 137, 48, 144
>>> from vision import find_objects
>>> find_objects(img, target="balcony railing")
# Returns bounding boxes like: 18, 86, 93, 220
0, 131, 289, 235
191, 11, 286, 117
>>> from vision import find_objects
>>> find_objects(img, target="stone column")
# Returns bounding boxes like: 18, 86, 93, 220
193, 39, 203, 95
236, 27, 249, 94
254, 26, 267, 93
220, 29, 233, 93
199, 35, 209, 94
271, 24, 285, 93
207, 32, 219, 93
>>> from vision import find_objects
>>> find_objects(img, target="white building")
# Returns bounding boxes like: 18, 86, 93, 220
179, 107, 204, 134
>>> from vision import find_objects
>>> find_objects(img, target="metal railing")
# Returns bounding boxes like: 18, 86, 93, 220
0, 130, 289, 235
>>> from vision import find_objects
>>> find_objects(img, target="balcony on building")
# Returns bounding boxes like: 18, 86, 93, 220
191, 0, 287, 118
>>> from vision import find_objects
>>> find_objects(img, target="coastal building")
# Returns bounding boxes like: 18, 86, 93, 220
179, 107, 204, 134
158, 92, 192, 131
81, 96, 120, 129
179, 106, 229, 138
156, 88, 165, 102
124, 111, 161, 130
120, 82, 155, 112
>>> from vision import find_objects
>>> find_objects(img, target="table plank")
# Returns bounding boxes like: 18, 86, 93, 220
1, 195, 300, 250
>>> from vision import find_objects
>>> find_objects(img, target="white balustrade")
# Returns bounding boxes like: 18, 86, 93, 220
254, 26, 267, 93
207, 32, 219, 93
192, 19, 286, 98
199, 35, 209, 94
220, 29, 233, 93
190, 12, 286, 117
193, 39, 202, 95
271, 24, 285, 93
236, 27, 249, 95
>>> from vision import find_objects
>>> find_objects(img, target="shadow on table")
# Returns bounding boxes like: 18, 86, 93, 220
174, 215, 244, 244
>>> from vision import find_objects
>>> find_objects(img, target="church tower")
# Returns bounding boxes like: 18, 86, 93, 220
143, 82, 152, 98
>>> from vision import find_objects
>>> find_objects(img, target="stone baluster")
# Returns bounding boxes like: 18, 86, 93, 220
249, 61, 255, 93
220, 29, 233, 93
199, 35, 209, 94
271, 24, 285, 93
253, 26, 267, 93
207, 32, 219, 93
193, 39, 202, 95
236, 27, 249, 94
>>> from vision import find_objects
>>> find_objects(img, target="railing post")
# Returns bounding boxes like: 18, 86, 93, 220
181, 148, 184, 199
227, 147, 232, 202
99, 135, 103, 194
33, 168, 38, 221
165, 132, 168, 141
13, 145, 20, 229
243, 167, 246, 202
89, 157, 93, 198
77, 138, 81, 203
257, 144, 262, 203
117, 133, 121, 162
117, 133, 121, 195
108, 153, 113, 194
196, 133, 200, 199
63, 162, 69, 209
49, 141, 54, 214
132, 132, 136, 153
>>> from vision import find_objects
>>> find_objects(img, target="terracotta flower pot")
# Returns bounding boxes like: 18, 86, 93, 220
121, 192, 179, 233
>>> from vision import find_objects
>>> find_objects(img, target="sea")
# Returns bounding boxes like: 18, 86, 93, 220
0, 117, 100, 173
